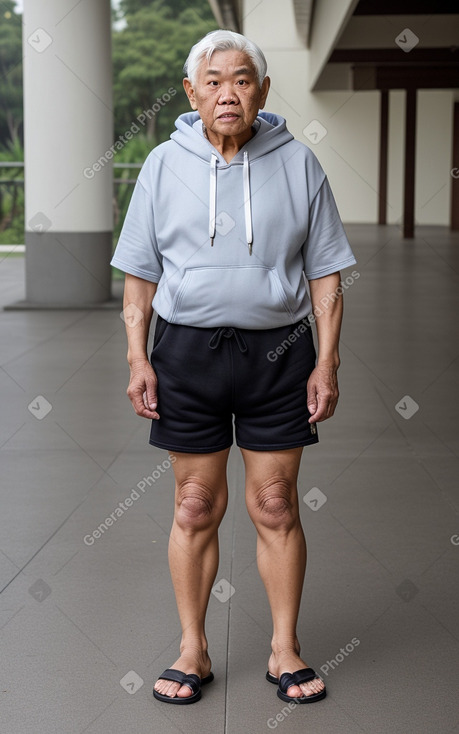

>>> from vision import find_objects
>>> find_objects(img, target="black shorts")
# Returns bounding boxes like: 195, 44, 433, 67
149, 315, 319, 454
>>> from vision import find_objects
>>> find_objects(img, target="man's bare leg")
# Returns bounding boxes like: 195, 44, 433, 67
242, 447, 325, 700
153, 448, 230, 700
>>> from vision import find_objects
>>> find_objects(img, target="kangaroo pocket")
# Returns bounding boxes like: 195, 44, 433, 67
169, 266, 300, 328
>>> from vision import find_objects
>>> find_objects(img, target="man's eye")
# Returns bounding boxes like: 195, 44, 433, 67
236, 80, 247, 85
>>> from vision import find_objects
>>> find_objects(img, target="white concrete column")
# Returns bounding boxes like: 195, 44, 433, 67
21, 0, 113, 307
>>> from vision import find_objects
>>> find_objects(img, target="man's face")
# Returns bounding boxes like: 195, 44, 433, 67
183, 49, 270, 144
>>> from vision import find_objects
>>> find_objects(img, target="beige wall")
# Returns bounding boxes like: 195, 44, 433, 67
242, 0, 455, 225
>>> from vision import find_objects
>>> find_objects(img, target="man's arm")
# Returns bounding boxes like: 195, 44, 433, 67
123, 273, 159, 420
307, 271, 343, 423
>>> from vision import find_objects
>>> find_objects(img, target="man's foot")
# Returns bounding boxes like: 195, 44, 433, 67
153, 650, 212, 700
267, 649, 325, 700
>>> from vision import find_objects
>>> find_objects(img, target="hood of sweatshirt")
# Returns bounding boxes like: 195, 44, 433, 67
170, 111, 294, 255
111, 109, 357, 329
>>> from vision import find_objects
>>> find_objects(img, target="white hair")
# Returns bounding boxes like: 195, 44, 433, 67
184, 29, 267, 88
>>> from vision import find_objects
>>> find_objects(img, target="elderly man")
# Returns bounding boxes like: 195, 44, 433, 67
111, 29, 356, 705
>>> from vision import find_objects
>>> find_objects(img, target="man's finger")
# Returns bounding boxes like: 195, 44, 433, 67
135, 393, 159, 419
143, 390, 157, 410
309, 394, 330, 422
145, 383, 158, 411
132, 389, 147, 414
307, 383, 318, 415
129, 386, 158, 419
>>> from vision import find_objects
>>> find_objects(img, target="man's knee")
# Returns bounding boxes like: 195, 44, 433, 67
175, 478, 220, 530
249, 478, 297, 530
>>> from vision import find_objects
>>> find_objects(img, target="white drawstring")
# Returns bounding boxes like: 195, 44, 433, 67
243, 151, 253, 256
208, 151, 253, 255
209, 153, 217, 246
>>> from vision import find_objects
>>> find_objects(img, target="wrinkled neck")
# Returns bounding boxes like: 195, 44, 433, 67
202, 124, 255, 163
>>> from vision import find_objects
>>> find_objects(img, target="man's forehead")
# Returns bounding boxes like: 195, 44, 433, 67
198, 51, 257, 76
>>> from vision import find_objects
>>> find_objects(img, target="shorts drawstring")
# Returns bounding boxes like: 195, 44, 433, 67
208, 327, 248, 353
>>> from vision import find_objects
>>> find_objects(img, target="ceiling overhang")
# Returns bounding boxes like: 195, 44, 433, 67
207, 0, 241, 33
311, 0, 459, 91
293, 0, 314, 44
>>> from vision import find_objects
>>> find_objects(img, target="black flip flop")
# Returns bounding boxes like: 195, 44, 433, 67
153, 668, 214, 705
266, 667, 326, 703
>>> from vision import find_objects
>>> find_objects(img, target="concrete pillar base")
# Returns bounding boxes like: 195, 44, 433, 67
3, 231, 123, 310
22, 0, 113, 306
27, 230, 112, 305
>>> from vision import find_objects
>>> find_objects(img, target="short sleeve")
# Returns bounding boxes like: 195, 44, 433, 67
303, 177, 356, 280
110, 177, 163, 283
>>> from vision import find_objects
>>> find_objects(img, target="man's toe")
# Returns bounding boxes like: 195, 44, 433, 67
155, 680, 182, 698
287, 684, 303, 698
299, 680, 323, 697
176, 684, 193, 698
286, 680, 323, 699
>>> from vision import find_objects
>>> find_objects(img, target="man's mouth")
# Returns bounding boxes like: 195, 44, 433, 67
218, 113, 239, 120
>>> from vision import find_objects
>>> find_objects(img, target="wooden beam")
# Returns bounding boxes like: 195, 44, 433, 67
403, 88, 417, 238
354, 0, 458, 14
452, 102, 459, 230
331, 47, 459, 64
376, 65, 459, 89
352, 64, 459, 90
378, 90, 389, 225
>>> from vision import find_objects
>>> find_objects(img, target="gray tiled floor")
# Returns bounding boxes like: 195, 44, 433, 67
1, 224, 458, 733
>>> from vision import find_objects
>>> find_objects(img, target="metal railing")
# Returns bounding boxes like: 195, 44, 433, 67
0, 162, 142, 245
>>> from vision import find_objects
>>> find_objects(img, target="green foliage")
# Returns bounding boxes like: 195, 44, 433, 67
0, 141, 24, 245
0, 0, 219, 247
112, 0, 217, 146
0, 1, 23, 147
0, 136, 23, 162
113, 133, 154, 245
111, 0, 217, 255
120, 0, 214, 21
0, 214, 24, 246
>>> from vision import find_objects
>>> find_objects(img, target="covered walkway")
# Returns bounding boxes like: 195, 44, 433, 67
1, 223, 458, 733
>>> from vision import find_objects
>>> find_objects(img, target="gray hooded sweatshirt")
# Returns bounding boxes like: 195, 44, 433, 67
111, 111, 356, 329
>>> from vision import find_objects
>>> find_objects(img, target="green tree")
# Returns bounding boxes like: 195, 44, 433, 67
112, 0, 218, 145
119, 0, 214, 22
0, 2, 23, 147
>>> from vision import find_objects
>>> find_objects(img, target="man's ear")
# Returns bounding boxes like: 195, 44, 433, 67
259, 76, 271, 110
183, 78, 197, 110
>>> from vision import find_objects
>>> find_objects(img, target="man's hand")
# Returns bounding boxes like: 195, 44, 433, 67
307, 271, 344, 422
127, 358, 160, 420
122, 274, 159, 420
306, 362, 339, 423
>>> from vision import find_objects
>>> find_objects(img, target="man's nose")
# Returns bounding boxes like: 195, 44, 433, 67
218, 85, 237, 103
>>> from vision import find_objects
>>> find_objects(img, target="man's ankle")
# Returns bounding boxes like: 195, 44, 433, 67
179, 638, 209, 656
271, 638, 300, 656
